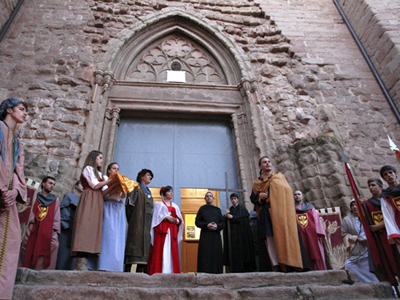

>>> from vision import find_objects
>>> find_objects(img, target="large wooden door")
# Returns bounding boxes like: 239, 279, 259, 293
180, 189, 219, 273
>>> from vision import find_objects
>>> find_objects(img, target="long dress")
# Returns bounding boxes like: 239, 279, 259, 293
363, 197, 400, 287
88, 176, 126, 272
20, 195, 60, 270
296, 203, 327, 270
0, 121, 27, 300
341, 214, 379, 283
223, 204, 256, 272
196, 204, 225, 274
125, 183, 153, 266
71, 166, 104, 257
147, 200, 184, 275
56, 192, 80, 270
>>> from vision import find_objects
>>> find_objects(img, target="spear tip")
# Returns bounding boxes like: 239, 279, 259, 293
340, 149, 349, 162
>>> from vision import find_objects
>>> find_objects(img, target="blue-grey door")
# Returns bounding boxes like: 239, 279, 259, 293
113, 117, 239, 212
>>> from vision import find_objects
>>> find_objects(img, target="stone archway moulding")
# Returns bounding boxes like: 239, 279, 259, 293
81, 8, 267, 208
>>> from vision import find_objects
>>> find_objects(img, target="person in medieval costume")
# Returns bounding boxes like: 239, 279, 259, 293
70, 150, 113, 271
20, 176, 61, 270
0, 98, 28, 300
125, 168, 154, 273
87, 162, 127, 272
294, 190, 327, 270
88, 162, 126, 272
250, 156, 303, 272
380, 165, 400, 252
56, 180, 83, 270
362, 178, 400, 291
342, 199, 379, 283
223, 193, 256, 272
147, 186, 184, 275
196, 192, 225, 274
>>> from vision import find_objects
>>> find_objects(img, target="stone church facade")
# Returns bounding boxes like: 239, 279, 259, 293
0, 0, 399, 214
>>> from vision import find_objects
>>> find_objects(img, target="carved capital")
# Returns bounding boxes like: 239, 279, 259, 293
94, 70, 105, 85
236, 113, 248, 125
94, 69, 115, 92
239, 77, 258, 94
105, 107, 120, 122
238, 78, 260, 104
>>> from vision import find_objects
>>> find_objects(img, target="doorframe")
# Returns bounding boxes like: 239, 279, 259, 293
79, 11, 268, 211
97, 80, 256, 210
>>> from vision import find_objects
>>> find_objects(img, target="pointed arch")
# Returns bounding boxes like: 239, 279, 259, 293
99, 8, 254, 85
90, 8, 261, 214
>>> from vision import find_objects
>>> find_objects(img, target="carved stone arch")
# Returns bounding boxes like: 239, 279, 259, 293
120, 33, 229, 85
112, 19, 242, 85
99, 8, 254, 81
86, 8, 264, 209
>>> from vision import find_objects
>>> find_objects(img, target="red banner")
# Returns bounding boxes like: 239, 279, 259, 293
17, 181, 39, 244
344, 162, 383, 268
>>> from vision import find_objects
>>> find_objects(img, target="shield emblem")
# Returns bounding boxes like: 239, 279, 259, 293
297, 213, 308, 228
371, 211, 384, 225
38, 204, 48, 221
392, 196, 400, 212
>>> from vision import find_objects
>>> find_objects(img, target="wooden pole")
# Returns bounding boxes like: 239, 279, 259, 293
225, 172, 233, 273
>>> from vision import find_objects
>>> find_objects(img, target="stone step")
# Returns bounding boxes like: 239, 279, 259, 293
13, 268, 395, 300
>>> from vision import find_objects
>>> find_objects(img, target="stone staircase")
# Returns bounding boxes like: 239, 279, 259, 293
13, 268, 395, 300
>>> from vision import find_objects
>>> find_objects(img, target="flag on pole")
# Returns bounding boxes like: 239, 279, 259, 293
341, 151, 383, 269
387, 135, 400, 165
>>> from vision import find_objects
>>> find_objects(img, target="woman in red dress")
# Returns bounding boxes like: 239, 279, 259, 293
148, 186, 184, 275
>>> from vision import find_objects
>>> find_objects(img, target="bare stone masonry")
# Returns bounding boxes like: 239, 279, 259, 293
0, 0, 398, 214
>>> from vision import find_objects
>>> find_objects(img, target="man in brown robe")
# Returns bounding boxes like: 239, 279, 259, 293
125, 169, 154, 273
19, 176, 61, 270
0, 98, 28, 300
250, 156, 302, 271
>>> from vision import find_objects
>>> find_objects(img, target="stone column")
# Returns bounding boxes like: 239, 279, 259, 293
104, 107, 121, 169
231, 113, 251, 210
78, 69, 115, 175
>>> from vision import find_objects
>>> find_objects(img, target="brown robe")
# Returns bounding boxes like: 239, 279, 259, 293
125, 184, 153, 265
253, 172, 302, 269
0, 121, 27, 300
19, 197, 61, 270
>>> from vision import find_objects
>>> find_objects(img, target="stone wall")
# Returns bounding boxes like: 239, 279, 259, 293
0, 0, 96, 195
336, 0, 400, 114
254, 0, 400, 210
0, 0, 398, 209
0, 0, 20, 31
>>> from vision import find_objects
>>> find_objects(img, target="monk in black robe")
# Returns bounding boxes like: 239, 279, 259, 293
196, 192, 225, 274
223, 193, 256, 272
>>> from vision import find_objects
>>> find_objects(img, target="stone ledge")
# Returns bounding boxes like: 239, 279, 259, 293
13, 282, 394, 300
16, 268, 357, 289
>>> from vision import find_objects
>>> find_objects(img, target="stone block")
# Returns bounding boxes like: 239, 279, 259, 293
49, 160, 59, 172
50, 148, 76, 158
59, 114, 84, 124
55, 98, 87, 110
300, 165, 319, 178
42, 114, 57, 121
31, 154, 49, 169
302, 176, 323, 190
52, 121, 76, 132
45, 139, 71, 148
56, 76, 80, 86
29, 119, 51, 130
323, 183, 346, 200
